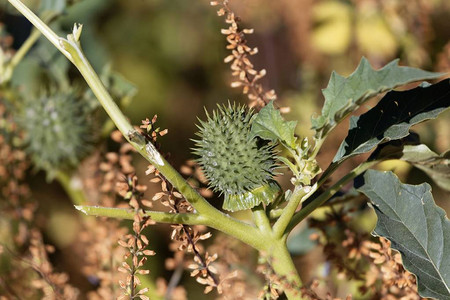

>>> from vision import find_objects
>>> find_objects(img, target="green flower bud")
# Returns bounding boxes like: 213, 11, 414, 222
192, 103, 281, 211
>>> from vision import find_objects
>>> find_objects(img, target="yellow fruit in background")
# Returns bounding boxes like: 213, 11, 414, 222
312, 1, 352, 55
376, 160, 412, 182
356, 14, 398, 57
312, 1, 399, 57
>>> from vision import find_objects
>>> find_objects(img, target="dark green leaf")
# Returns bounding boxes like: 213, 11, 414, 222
333, 79, 450, 163
357, 170, 450, 299
312, 57, 443, 136
250, 101, 297, 148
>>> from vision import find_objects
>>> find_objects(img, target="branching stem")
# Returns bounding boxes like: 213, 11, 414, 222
272, 183, 317, 239
286, 160, 378, 233
75, 205, 207, 224
252, 204, 272, 233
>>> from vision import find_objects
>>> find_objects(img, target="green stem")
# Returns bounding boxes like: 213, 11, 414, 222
272, 184, 317, 239
316, 161, 341, 189
75, 205, 208, 225
61, 38, 133, 137
310, 136, 325, 160
55, 171, 87, 206
76, 205, 269, 251
267, 241, 306, 300
251, 204, 272, 233
269, 208, 283, 220
286, 161, 378, 233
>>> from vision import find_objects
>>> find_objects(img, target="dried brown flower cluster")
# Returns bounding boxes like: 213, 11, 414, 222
0, 102, 29, 209
147, 164, 221, 296
211, 0, 277, 108
77, 130, 143, 299
78, 219, 128, 299
257, 261, 284, 299
207, 234, 262, 299
26, 230, 79, 299
362, 238, 420, 299
97, 129, 138, 207
140, 115, 168, 144
118, 175, 156, 300
309, 206, 421, 299
0, 101, 79, 299
256, 254, 306, 300
1, 231, 79, 300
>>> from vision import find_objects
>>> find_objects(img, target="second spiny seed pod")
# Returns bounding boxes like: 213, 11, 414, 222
18, 88, 94, 178
192, 103, 281, 212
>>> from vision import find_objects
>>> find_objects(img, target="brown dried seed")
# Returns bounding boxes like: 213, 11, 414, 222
111, 130, 123, 142
141, 199, 153, 208
224, 55, 234, 63
149, 177, 161, 183
152, 192, 165, 201
143, 249, 155, 256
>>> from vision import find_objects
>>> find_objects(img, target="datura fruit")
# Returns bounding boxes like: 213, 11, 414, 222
192, 103, 281, 212
19, 89, 93, 178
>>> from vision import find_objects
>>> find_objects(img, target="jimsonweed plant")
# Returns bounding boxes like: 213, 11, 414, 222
3, 0, 450, 299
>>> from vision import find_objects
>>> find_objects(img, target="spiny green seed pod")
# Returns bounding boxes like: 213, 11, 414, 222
18, 89, 93, 178
192, 103, 281, 211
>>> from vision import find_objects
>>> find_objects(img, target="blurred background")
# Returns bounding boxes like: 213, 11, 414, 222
1, 0, 449, 298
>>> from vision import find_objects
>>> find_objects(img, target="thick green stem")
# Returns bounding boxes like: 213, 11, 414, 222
76, 205, 269, 251
272, 184, 317, 239
252, 204, 272, 233
267, 241, 306, 300
286, 161, 378, 233
75, 205, 207, 225
310, 136, 325, 160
